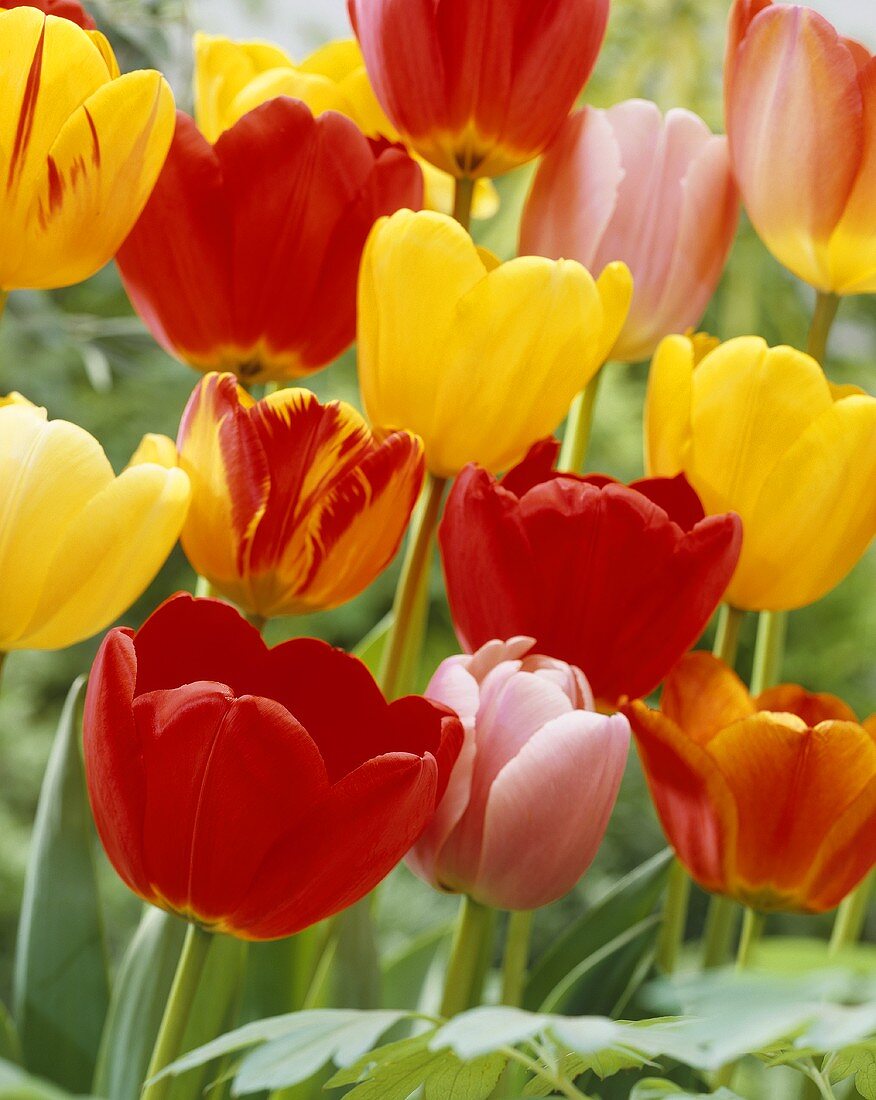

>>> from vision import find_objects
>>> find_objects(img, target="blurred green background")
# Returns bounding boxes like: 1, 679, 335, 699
0, 0, 874, 1012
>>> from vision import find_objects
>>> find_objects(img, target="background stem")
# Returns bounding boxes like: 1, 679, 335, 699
701, 895, 739, 970
559, 370, 604, 474
736, 909, 765, 969
749, 610, 787, 695
452, 176, 476, 231
500, 911, 534, 1008
657, 859, 691, 974
829, 871, 874, 956
440, 896, 497, 1018
806, 292, 840, 365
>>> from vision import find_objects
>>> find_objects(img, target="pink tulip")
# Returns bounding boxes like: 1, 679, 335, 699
406, 638, 630, 911
520, 100, 739, 363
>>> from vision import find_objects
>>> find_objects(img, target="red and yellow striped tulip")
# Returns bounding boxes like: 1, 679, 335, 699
177, 374, 425, 619
0, 6, 174, 292
726, 0, 876, 295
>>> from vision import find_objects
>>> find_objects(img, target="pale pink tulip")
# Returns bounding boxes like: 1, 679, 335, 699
520, 100, 739, 363
406, 638, 630, 911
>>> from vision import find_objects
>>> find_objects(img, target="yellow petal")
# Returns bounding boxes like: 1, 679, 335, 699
0, 405, 112, 649
0, 392, 36, 409
19, 465, 190, 650
127, 433, 179, 469
299, 39, 364, 81
193, 32, 292, 142
229, 68, 351, 127
645, 334, 695, 477
595, 261, 634, 364
87, 30, 120, 79
726, 394, 876, 610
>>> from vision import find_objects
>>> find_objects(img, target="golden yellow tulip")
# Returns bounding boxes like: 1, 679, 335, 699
0, 7, 175, 292
358, 209, 632, 478
0, 397, 190, 652
192, 32, 498, 219
646, 335, 876, 611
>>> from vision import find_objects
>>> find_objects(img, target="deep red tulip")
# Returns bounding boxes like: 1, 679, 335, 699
0, 0, 95, 27
348, 0, 610, 178
117, 99, 423, 384
83, 594, 462, 940
439, 442, 743, 706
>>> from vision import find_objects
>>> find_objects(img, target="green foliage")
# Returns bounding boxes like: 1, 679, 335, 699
0, 1057, 97, 1099
629, 1083, 742, 1100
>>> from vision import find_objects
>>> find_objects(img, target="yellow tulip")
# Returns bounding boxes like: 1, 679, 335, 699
0, 8, 175, 292
192, 32, 498, 220
0, 397, 190, 652
358, 209, 632, 478
646, 335, 876, 611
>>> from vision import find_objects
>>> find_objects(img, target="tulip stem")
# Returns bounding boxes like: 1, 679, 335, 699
452, 176, 476, 232
712, 603, 745, 666
736, 908, 765, 969
807, 292, 840, 365
829, 871, 874, 956
500, 910, 534, 1007
701, 895, 740, 970
559, 369, 604, 474
380, 473, 446, 700
440, 896, 497, 1017
749, 610, 788, 695
657, 858, 691, 974
142, 923, 213, 1099
0, 290, 7, 324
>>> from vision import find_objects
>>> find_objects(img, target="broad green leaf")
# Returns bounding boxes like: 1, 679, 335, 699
329, 898, 382, 1010
630, 1080, 743, 1099
342, 1045, 437, 1100
327, 1032, 434, 1089
525, 849, 672, 1011
93, 907, 186, 1100
829, 1044, 876, 1098
353, 612, 393, 677
382, 922, 453, 1011
432, 1007, 548, 1061
0, 1003, 20, 1065
424, 1050, 505, 1098
13, 678, 109, 1092
0, 1056, 97, 1098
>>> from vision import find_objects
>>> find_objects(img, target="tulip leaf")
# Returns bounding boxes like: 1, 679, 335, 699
525, 848, 672, 1011
13, 677, 110, 1092
328, 898, 383, 1010
382, 920, 453, 1011
93, 907, 185, 1100
0, 1003, 20, 1066
353, 611, 393, 677
0, 1056, 99, 1099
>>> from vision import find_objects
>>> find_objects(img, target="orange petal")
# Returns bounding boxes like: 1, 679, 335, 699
660, 651, 755, 744
805, 774, 876, 911
755, 684, 858, 725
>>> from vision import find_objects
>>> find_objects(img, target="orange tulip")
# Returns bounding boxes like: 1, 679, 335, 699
625, 652, 876, 913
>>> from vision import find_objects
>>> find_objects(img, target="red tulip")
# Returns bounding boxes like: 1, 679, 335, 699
348, 0, 610, 179
117, 100, 423, 384
439, 441, 742, 707
83, 594, 462, 940
0, 0, 95, 27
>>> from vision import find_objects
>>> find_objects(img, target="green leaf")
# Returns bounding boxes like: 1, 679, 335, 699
13, 678, 109, 1092
830, 1043, 876, 1098
525, 849, 672, 1011
353, 613, 393, 677
432, 1007, 549, 1061
630, 1080, 742, 1099
0, 1056, 97, 1098
382, 921, 453, 1011
93, 907, 186, 1100
329, 898, 383, 1010
424, 1050, 506, 1098
0, 1003, 20, 1066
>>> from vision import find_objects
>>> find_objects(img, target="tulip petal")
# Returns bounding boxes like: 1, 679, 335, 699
727, 5, 863, 289
230, 753, 438, 938
732, 395, 876, 609
474, 712, 629, 909
19, 463, 190, 650
755, 684, 859, 725
806, 775, 876, 911
661, 652, 755, 744
193, 33, 293, 143
645, 335, 694, 478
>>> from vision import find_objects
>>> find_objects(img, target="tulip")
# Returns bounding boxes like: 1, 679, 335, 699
177, 373, 424, 619
358, 209, 632, 479
348, 0, 609, 179
1, 0, 94, 27
84, 593, 463, 939
0, 396, 189, 653
625, 652, 876, 913
192, 33, 498, 219
647, 334, 876, 611
0, 7, 174, 292
406, 638, 629, 910
521, 100, 739, 363
117, 98, 422, 384
439, 441, 742, 707
725, 0, 876, 295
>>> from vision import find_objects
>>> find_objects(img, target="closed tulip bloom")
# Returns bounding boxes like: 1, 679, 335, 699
626, 652, 876, 913
647, 335, 876, 611
440, 442, 741, 707
1, 0, 94, 28
117, 98, 422, 384
177, 373, 424, 619
84, 594, 462, 939
726, 0, 876, 295
406, 638, 629, 910
348, 0, 609, 179
0, 7, 174, 292
0, 397, 189, 653
193, 33, 498, 219
521, 101, 739, 363
358, 210, 632, 478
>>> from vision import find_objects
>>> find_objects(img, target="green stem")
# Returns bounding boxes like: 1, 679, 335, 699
245, 612, 267, 632
0, 290, 8, 325
142, 924, 213, 1100
806, 292, 840, 365
452, 176, 476, 232
829, 871, 874, 956
379, 473, 446, 700
712, 604, 745, 665
736, 908, 765, 969
558, 369, 604, 474
657, 859, 691, 974
440, 896, 497, 1018
701, 895, 739, 970
749, 610, 788, 695
0, 651, 7, 693
500, 911, 534, 1008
